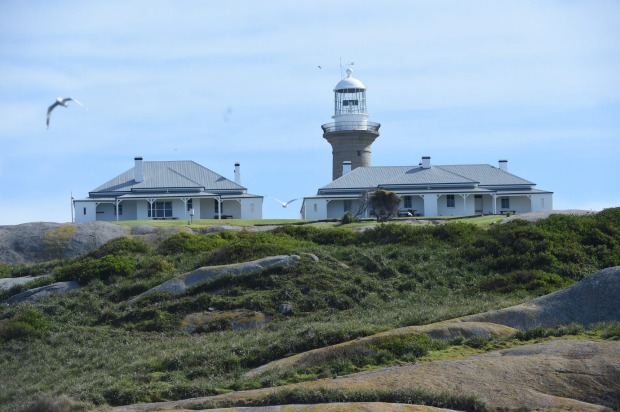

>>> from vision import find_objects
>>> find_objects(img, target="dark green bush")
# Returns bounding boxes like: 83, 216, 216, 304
274, 225, 358, 246
0, 309, 50, 341
360, 223, 427, 245
478, 270, 571, 294
513, 323, 585, 341
341, 211, 357, 224
89, 237, 151, 259
371, 333, 443, 359
57, 255, 136, 284
208, 232, 307, 265
429, 222, 483, 246
157, 232, 228, 255
462, 335, 490, 349
601, 321, 620, 340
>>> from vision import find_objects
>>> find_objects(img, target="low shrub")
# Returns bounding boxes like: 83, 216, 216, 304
478, 270, 570, 295
207, 232, 309, 265
371, 333, 445, 359
89, 237, 151, 259
56, 255, 136, 285
601, 321, 620, 340
341, 211, 357, 224
200, 387, 488, 412
24, 395, 84, 412
514, 323, 585, 341
274, 225, 358, 246
462, 335, 490, 349
0, 309, 50, 342
157, 232, 228, 255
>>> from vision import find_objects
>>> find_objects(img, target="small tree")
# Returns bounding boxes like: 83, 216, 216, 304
354, 190, 373, 218
368, 190, 401, 222
341, 211, 359, 224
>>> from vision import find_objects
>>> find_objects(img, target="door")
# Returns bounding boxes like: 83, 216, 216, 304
475, 195, 483, 214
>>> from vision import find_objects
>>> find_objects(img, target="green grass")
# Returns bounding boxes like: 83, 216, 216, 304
1, 208, 619, 411
112, 218, 308, 228
110, 215, 504, 229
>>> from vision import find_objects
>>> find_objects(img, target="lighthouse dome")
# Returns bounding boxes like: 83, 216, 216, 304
334, 68, 366, 91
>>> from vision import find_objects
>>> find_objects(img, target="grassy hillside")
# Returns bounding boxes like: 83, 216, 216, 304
1, 209, 619, 411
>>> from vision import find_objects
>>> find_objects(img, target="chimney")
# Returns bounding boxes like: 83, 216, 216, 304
134, 156, 143, 183
234, 162, 241, 184
421, 156, 431, 169
499, 159, 508, 172
342, 160, 352, 176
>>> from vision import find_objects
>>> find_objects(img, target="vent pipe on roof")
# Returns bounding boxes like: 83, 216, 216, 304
134, 156, 143, 183
421, 156, 431, 169
234, 162, 241, 184
499, 159, 508, 172
342, 160, 352, 176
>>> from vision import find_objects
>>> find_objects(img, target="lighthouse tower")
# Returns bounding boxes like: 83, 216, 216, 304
322, 68, 381, 180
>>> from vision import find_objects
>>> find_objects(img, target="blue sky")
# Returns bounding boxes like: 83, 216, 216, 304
1, 1, 618, 224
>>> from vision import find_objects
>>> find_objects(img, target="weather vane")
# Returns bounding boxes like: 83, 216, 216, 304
339, 58, 354, 79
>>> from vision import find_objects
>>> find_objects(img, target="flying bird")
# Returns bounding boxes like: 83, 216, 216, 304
47, 97, 85, 129
271, 197, 299, 208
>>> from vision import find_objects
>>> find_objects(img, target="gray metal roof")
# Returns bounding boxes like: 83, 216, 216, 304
439, 164, 534, 186
320, 166, 412, 190
319, 163, 536, 193
384, 166, 478, 186
90, 160, 246, 195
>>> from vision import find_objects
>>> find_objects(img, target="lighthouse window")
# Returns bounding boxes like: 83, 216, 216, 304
342, 100, 358, 106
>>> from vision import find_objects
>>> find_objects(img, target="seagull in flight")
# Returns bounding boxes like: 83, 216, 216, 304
47, 97, 85, 129
271, 197, 299, 208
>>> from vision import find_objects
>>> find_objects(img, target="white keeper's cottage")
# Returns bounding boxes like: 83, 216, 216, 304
73, 157, 263, 223
301, 69, 553, 219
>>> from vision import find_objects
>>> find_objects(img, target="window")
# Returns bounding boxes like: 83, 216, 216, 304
344, 200, 352, 212
250, 203, 255, 213
214, 200, 221, 214
187, 199, 193, 211
404, 196, 412, 208
114, 203, 123, 216
83, 207, 86, 215
313, 203, 318, 212
501, 198, 510, 209
447, 195, 455, 208
148, 201, 172, 218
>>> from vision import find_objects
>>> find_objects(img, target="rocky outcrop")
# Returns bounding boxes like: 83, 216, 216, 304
243, 321, 518, 380
3, 281, 80, 305
243, 267, 620, 381
0, 274, 52, 290
181, 310, 268, 333
458, 266, 620, 329
114, 339, 619, 411
0, 222, 127, 265
130, 255, 301, 303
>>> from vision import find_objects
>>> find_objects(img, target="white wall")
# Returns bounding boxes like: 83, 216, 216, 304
495, 195, 532, 214
531, 193, 553, 212
73, 201, 97, 223
240, 198, 262, 219
303, 199, 328, 220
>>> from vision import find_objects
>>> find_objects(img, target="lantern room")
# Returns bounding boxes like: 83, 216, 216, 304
333, 68, 368, 122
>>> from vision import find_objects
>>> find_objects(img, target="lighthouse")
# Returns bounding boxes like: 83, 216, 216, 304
322, 68, 381, 180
